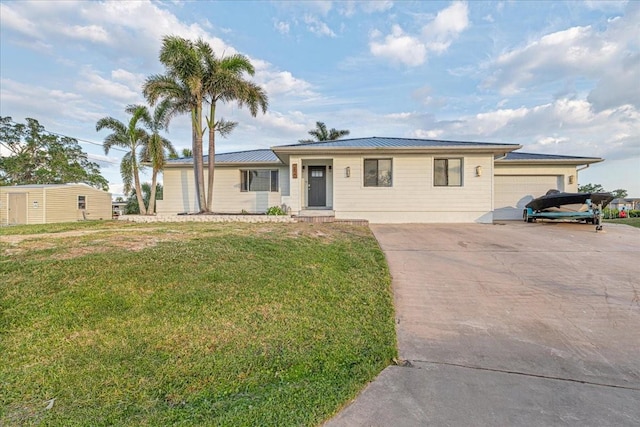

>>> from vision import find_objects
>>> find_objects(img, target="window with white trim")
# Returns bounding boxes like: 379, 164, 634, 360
434, 158, 462, 186
78, 195, 86, 209
364, 159, 392, 187
240, 170, 279, 192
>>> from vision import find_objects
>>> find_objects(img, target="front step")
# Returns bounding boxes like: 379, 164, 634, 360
295, 215, 369, 226
298, 209, 335, 217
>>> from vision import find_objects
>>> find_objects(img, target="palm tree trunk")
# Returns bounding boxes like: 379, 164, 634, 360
148, 170, 158, 215
194, 103, 207, 212
190, 110, 201, 212
132, 162, 147, 215
206, 103, 216, 212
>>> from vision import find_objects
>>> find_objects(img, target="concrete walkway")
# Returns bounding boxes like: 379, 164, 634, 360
326, 222, 640, 426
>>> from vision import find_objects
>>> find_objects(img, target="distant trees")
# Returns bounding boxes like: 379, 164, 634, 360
144, 35, 268, 213
125, 183, 163, 214
299, 121, 350, 143
0, 116, 108, 189
578, 183, 627, 199
169, 148, 193, 159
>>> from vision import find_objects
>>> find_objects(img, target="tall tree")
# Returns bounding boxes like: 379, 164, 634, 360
578, 183, 605, 193
0, 116, 108, 189
197, 40, 268, 211
144, 36, 207, 212
96, 106, 150, 215
611, 189, 628, 199
145, 35, 268, 213
139, 100, 177, 215
299, 121, 350, 143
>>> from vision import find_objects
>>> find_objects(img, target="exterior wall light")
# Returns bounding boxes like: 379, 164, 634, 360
345, 166, 351, 177
475, 166, 482, 177
568, 175, 575, 184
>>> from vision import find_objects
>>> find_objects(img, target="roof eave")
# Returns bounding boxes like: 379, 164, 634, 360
495, 158, 604, 166
271, 145, 523, 156
164, 161, 283, 168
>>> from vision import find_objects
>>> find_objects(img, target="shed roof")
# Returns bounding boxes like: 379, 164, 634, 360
0, 183, 99, 189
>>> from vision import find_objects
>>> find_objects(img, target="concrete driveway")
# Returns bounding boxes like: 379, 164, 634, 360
327, 222, 640, 426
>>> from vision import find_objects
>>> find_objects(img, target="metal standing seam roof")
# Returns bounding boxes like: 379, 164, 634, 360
497, 152, 603, 162
163, 140, 601, 166
273, 136, 520, 149
165, 149, 283, 165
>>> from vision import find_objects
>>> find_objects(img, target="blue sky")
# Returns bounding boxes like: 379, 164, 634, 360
1, 0, 638, 197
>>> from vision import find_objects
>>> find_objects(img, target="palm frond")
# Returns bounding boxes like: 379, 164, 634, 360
119, 152, 134, 195
215, 119, 238, 138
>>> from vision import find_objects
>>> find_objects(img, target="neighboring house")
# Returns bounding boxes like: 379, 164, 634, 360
610, 198, 640, 211
158, 137, 603, 224
112, 201, 127, 218
0, 184, 112, 225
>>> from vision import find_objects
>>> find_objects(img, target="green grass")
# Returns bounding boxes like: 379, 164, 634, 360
604, 217, 640, 228
0, 222, 396, 426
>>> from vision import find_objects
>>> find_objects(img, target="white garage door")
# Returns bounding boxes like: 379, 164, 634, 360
494, 175, 561, 220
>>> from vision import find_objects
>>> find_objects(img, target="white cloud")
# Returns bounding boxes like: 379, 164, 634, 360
76, 67, 142, 103
303, 14, 336, 37
370, 25, 426, 66
0, 78, 104, 123
413, 98, 640, 161
0, 2, 41, 38
63, 24, 110, 43
483, 14, 494, 23
483, 1, 640, 111
252, 60, 317, 99
274, 20, 290, 35
421, 1, 470, 53
414, 129, 444, 139
369, 1, 469, 66
340, 1, 393, 16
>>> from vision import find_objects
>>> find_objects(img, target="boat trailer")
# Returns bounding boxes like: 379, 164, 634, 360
523, 199, 605, 232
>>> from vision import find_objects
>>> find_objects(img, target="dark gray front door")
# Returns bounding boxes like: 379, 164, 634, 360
308, 166, 326, 207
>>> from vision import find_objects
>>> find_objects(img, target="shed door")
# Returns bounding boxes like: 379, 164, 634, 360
8, 193, 27, 224
494, 175, 561, 220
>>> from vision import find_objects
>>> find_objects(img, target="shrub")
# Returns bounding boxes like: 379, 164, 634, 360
266, 206, 286, 216
603, 208, 619, 218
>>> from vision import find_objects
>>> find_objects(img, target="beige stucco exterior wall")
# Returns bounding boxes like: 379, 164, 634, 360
159, 166, 289, 214
287, 153, 494, 223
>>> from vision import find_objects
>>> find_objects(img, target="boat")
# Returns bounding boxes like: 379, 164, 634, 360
523, 190, 614, 231
525, 190, 614, 211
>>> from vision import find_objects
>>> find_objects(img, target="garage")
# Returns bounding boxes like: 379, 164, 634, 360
493, 175, 562, 220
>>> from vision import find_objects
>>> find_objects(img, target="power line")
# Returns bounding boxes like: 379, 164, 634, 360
7, 119, 130, 153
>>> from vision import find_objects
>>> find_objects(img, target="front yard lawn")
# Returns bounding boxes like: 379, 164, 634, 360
0, 222, 396, 426
604, 217, 640, 228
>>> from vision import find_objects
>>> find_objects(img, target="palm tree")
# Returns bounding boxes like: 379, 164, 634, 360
96, 105, 150, 214
197, 40, 269, 211
139, 99, 177, 214
144, 35, 207, 212
299, 121, 350, 143
168, 148, 193, 159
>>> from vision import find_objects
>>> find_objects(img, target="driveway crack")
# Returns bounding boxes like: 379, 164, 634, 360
405, 359, 640, 392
